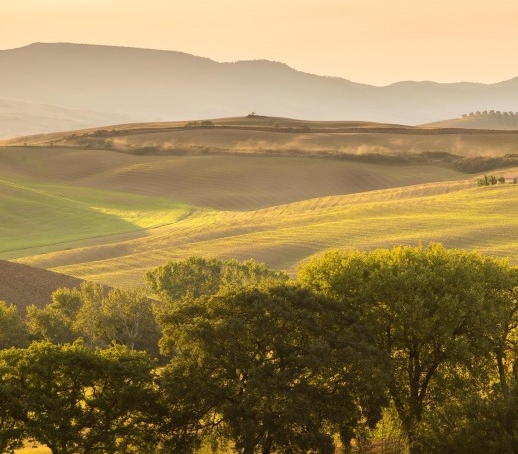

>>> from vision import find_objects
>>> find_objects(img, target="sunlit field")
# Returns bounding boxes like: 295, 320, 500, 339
2, 119, 518, 289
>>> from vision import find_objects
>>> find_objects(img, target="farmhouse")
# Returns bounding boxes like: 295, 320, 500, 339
503, 173, 518, 184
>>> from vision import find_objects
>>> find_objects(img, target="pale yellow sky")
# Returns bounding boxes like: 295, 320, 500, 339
2, 0, 517, 86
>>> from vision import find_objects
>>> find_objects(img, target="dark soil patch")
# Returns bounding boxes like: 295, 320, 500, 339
0, 260, 83, 316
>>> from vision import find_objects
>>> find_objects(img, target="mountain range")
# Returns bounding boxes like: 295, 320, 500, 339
1, 42, 517, 138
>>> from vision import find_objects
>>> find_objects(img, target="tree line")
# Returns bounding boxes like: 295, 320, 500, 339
1, 246, 518, 454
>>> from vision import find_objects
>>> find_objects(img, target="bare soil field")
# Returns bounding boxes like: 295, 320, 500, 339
0, 146, 466, 211
0, 260, 83, 314
3, 116, 518, 159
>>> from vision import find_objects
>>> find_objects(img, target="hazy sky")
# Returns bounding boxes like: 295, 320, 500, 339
2, 0, 518, 86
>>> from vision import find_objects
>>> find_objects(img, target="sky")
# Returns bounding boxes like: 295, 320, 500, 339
2, 0, 518, 86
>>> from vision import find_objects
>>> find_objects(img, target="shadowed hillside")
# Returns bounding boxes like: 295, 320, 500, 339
0, 144, 469, 213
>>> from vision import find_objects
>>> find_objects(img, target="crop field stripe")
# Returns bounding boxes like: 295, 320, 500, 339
20, 184, 516, 288
0, 178, 90, 206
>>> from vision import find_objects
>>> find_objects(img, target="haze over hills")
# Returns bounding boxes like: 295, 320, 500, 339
0, 98, 132, 138
1, 42, 517, 138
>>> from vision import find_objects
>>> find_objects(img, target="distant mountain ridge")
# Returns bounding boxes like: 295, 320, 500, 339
0, 42, 517, 138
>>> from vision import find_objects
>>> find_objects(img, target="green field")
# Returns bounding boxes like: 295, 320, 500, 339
14, 180, 518, 289
2, 119, 518, 290
0, 178, 191, 253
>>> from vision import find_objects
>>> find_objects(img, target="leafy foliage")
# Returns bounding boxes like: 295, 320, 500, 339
157, 283, 389, 454
0, 300, 29, 349
299, 243, 516, 454
3, 249, 518, 452
27, 283, 160, 356
0, 342, 158, 454
146, 256, 290, 303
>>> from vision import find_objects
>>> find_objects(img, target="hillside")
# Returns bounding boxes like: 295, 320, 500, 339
3, 116, 518, 291
2, 130, 518, 289
1, 43, 517, 138
0, 260, 83, 314
423, 111, 518, 130
13, 181, 518, 290
3, 116, 518, 168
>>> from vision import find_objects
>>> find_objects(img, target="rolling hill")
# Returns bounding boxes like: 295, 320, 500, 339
3, 116, 518, 163
1, 43, 517, 138
0, 260, 83, 314
2, 118, 518, 292
423, 111, 518, 130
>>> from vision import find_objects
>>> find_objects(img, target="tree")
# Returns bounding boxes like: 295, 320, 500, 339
418, 387, 518, 454
73, 281, 106, 348
26, 287, 82, 344
28, 283, 160, 356
157, 284, 389, 454
477, 174, 498, 186
0, 349, 25, 453
0, 301, 29, 451
83, 345, 160, 454
0, 341, 158, 454
299, 243, 515, 454
0, 300, 28, 349
146, 256, 290, 304
419, 266, 518, 454
96, 287, 160, 355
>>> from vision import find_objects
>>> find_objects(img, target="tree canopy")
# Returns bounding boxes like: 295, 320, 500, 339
299, 243, 517, 454
145, 256, 290, 303
0, 300, 28, 349
0, 341, 158, 454
157, 283, 389, 454
2, 250, 518, 453
27, 282, 160, 355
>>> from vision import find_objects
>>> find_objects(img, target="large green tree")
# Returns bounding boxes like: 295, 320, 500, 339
0, 300, 28, 349
157, 283, 388, 454
418, 266, 518, 454
27, 283, 160, 356
0, 349, 25, 453
145, 256, 290, 304
299, 243, 516, 454
0, 341, 158, 454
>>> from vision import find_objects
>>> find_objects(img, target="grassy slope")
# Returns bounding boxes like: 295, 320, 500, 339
2, 120, 518, 289
0, 148, 192, 254
0, 145, 465, 212
0, 180, 190, 254
14, 180, 518, 289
